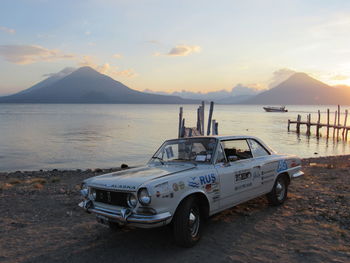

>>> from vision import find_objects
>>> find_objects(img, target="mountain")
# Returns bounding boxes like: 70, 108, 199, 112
242, 72, 350, 105
0, 67, 199, 104
144, 84, 263, 103
216, 95, 255, 104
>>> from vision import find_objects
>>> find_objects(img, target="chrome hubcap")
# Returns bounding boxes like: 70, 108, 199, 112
276, 179, 285, 201
188, 208, 200, 237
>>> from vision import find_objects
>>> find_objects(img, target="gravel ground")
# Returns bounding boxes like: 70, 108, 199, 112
0, 156, 349, 263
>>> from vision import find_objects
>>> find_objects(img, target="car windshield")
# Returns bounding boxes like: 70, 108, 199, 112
150, 138, 218, 164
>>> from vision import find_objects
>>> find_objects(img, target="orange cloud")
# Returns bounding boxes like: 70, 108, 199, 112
0, 45, 75, 64
113, 53, 122, 59
167, 45, 201, 56
79, 56, 136, 78
330, 74, 349, 81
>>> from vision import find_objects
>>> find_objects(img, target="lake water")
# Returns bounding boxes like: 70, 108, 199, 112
1, 104, 349, 172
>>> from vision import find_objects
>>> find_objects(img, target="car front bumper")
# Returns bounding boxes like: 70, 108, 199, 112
78, 200, 172, 228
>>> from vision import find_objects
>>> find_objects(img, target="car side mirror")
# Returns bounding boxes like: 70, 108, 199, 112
228, 155, 238, 162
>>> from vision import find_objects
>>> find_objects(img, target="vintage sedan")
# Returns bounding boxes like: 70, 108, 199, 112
79, 136, 303, 247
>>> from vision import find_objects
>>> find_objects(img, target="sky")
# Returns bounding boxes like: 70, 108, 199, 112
1, 0, 350, 95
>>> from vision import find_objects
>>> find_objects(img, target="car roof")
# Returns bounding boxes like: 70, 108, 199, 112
167, 135, 260, 140
165, 135, 276, 154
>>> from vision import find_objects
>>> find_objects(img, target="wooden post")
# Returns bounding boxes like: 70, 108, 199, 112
207, 101, 214, 135
346, 128, 349, 140
215, 122, 219, 135
337, 105, 341, 139
306, 114, 311, 136
326, 109, 330, 138
296, 114, 301, 134
342, 109, 348, 138
178, 107, 183, 138
333, 110, 337, 138
197, 107, 201, 134
181, 118, 185, 138
201, 101, 205, 135
316, 110, 321, 138
212, 120, 216, 135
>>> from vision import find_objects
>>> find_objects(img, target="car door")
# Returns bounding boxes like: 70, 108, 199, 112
247, 139, 274, 194
214, 139, 255, 209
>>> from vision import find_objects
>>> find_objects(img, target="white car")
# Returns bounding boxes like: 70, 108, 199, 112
79, 136, 303, 247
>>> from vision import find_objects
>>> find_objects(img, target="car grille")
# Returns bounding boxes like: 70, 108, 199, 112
94, 189, 129, 207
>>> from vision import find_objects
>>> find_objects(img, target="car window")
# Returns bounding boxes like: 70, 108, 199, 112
215, 143, 227, 163
248, 139, 270, 157
151, 138, 218, 164
221, 139, 253, 162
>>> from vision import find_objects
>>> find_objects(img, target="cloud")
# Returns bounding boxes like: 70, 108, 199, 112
145, 40, 160, 45
144, 84, 264, 101
42, 67, 76, 78
79, 56, 136, 78
0, 26, 15, 34
268, 68, 296, 88
0, 45, 76, 64
330, 74, 349, 81
113, 53, 122, 59
167, 45, 201, 56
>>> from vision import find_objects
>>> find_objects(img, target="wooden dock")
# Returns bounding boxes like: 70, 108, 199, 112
288, 105, 350, 140
178, 101, 219, 138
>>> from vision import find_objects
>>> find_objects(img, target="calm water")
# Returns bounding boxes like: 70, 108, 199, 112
1, 104, 350, 172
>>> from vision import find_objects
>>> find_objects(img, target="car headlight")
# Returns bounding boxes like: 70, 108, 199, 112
80, 183, 89, 198
127, 193, 138, 208
138, 188, 151, 205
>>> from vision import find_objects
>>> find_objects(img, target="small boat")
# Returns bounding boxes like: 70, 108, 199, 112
263, 106, 288, 112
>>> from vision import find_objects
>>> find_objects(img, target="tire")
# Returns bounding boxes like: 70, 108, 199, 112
266, 174, 289, 206
172, 196, 202, 247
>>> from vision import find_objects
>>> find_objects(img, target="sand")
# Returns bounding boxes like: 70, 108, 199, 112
0, 156, 349, 263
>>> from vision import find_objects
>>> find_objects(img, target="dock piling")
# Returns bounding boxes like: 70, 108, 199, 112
288, 105, 350, 142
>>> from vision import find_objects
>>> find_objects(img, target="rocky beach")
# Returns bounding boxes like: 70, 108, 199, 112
0, 156, 349, 263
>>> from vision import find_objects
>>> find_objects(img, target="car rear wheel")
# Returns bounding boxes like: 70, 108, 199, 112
266, 174, 288, 206
172, 196, 202, 247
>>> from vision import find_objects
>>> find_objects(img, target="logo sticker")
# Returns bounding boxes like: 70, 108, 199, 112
188, 177, 200, 188
179, 181, 185, 190
172, 183, 179, 191
277, 160, 288, 173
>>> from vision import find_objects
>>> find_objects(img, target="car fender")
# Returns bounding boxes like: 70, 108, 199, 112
173, 188, 211, 216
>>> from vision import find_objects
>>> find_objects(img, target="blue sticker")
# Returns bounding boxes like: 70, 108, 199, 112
188, 174, 217, 188
199, 174, 217, 185
188, 177, 200, 188
277, 160, 288, 173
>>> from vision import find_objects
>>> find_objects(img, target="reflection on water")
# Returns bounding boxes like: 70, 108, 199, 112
0, 104, 349, 171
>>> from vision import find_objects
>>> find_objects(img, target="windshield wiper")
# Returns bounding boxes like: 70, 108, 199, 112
151, 156, 165, 165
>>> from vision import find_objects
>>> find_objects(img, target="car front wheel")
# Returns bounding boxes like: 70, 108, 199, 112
266, 174, 289, 206
172, 196, 202, 247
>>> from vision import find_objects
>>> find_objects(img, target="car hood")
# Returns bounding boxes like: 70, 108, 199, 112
85, 163, 196, 191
